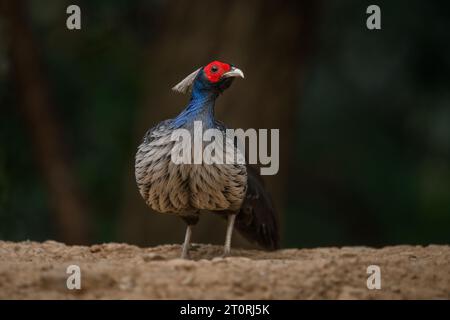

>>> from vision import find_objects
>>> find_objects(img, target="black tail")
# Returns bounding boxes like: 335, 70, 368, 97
234, 166, 280, 250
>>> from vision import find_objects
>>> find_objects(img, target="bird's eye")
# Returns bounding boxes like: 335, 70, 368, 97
211, 65, 218, 73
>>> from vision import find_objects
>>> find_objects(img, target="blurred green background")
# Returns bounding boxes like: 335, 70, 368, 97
1, 0, 449, 248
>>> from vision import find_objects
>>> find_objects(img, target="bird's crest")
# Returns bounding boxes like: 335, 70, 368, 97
172, 67, 202, 94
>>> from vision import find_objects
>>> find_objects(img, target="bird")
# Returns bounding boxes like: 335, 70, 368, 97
135, 60, 279, 258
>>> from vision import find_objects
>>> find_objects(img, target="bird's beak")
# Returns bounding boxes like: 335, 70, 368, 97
222, 66, 245, 79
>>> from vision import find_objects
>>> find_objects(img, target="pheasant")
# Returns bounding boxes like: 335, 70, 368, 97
135, 61, 279, 258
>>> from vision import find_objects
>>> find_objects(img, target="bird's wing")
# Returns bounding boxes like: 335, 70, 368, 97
235, 165, 280, 250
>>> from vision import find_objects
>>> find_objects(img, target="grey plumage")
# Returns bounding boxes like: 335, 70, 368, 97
135, 120, 247, 219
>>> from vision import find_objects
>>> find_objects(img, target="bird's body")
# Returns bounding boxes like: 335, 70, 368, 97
135, 119, 247, 218
135, 61, 279, 258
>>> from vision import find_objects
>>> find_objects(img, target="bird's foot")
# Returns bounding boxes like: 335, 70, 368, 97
221, 248, 231, 258
180, 248, 190, 260
190, 243, 200, 251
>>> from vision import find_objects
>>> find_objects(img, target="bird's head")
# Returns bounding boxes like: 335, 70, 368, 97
172, 61, 244, 96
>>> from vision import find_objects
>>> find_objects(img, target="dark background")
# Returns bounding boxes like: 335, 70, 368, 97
0, 0, 449, 248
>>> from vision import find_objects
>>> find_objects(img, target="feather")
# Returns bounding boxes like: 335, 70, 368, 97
234, 166, 280, 250
172, 67, 202, 94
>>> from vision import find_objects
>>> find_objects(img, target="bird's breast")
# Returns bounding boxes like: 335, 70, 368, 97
135, 126, 247, 215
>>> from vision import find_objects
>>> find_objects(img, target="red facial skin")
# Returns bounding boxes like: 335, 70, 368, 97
203, 61, 231, 83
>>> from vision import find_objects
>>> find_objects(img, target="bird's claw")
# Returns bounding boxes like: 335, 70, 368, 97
180, 252, 190, 260
221, 249, 231, 258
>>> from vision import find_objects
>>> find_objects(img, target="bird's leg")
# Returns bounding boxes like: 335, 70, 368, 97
223, 213, 236, 257
180, 224, 193, 259
180, 215, 199, 259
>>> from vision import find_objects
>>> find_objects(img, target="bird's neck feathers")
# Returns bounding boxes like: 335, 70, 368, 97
174, 84, 219, 128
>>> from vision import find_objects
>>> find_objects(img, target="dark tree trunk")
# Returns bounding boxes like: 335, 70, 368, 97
1, 0, 91, 244
119, 0, 317, 247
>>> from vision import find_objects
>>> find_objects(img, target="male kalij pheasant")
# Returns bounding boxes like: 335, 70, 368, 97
135, 61, 279, 258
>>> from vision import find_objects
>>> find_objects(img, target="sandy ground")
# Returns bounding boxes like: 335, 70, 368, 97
0, 241, 449, 299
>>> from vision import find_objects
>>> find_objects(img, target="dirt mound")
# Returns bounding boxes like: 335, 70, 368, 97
0, 241, 448, 299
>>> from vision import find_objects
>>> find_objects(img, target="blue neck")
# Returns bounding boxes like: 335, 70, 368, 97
173, 87, 218, 128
